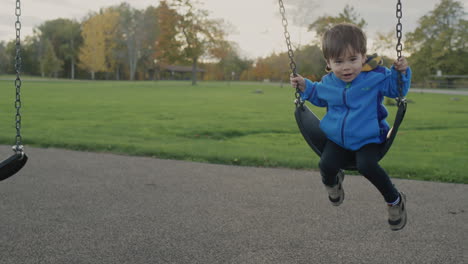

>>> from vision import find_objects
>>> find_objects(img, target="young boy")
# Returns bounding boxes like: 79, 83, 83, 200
290, 23, 411, 231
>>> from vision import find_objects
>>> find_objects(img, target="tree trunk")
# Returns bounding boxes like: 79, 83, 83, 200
129, 55, 136, 80
115, 67, 120, 80
191, 57, 198, 86
70, 38, 75, 80
71, 57, 75, 80
40, 63, 45, 78
127, 35, 137, 81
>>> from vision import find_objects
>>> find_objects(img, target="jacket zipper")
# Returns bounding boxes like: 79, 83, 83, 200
341, 83, 351, 146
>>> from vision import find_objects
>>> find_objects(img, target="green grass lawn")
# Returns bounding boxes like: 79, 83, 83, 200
0, 79, 467, 183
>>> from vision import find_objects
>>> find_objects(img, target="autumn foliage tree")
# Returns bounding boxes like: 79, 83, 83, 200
79, 14, 108, 79
168, 0, 229, 85
155, 1, 183, 67
78, 9, 121, 79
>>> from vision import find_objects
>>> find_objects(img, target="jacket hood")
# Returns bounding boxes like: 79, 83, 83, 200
362, 53, 383, 72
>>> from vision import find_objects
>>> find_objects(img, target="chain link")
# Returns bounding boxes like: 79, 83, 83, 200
396, 0, 403, 59
278, 0, 303, 107
395, 0, 405, 106
14, 0, 23, 153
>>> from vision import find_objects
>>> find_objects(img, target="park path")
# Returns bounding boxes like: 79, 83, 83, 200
410, 88, 468, 96
0, 146, 466, 264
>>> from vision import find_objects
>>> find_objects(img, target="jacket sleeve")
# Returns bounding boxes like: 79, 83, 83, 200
379, 66, 412, 98
299, 79, 327, 107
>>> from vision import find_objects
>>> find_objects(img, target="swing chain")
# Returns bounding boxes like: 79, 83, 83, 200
396, 0, 403, 59
278, 0, 303, 107
395, 0, 406, 107
13, 0, 24, 154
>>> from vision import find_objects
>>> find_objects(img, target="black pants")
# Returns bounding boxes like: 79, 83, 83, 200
319, 140, 399, 203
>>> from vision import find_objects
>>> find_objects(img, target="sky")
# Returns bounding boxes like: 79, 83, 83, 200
0, 0, 465, 59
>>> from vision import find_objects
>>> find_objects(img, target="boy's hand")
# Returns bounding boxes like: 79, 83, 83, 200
394, 57, 408, 73
290, 74, 306, 92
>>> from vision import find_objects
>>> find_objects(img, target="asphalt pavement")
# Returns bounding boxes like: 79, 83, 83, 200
0, 146, 466, 264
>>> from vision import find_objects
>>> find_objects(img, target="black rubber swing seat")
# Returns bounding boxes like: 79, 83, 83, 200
0, 153, 28, 181
294, 101, 407, 171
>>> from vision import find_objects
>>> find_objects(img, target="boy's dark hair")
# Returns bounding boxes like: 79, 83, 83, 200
322, 23, 367, 61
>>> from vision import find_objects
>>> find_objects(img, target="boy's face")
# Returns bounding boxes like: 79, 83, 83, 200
327, 48, 366, 83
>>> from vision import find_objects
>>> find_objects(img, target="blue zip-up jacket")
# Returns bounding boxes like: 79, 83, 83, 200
300, 65, 411, 151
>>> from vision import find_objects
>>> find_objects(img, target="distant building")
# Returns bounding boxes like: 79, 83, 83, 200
159, 65, 205, 80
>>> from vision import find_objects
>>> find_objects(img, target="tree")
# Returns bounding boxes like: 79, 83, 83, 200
155, 0, 183, 68
21, 36, 42, 76
61, 21, 82, 79
138, 6, 160, 80
210, 41, 252, 81
35, 19, 82, 79
100, 8, 124, 80
40, 39, 63, 77
169, 0, 228, 85
79, 13, 109, 80
246, 44, 326, 83
2, 41, 16, 74
294, 44, 327, 81
10, 35, 44, 76
78, 9, 121, 80
308, 5, 367, 38
113, 3, 148, 81
406, 0, 467, 81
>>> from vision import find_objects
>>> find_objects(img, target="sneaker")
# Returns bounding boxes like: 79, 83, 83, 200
325, 170, 345, 206
387, 192, 407, 231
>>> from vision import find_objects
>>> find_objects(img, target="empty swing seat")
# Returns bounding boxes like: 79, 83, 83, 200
0, 152, 28, 181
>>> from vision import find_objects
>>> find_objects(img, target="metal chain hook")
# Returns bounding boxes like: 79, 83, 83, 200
13, 0, 24, 154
